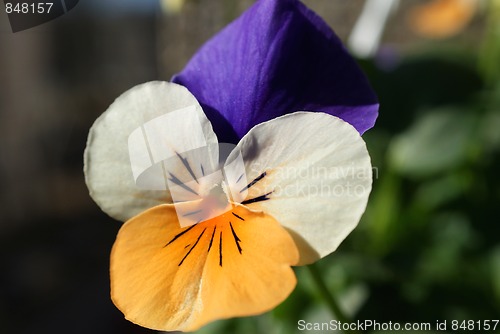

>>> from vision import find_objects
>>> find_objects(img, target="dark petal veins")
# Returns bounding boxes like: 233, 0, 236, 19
241, 191, 272, 205
219, 231, 223, 267
229, 222, 243, 254
178, 228, 206, 266
164, 224, 197, 247
240, 172, 266, 193
183, 209, 202, 217
168, 172, 198, 196
208, 225, 217, 253
172, 0, 378, 143
175, 151, 198, 184
231, 212, 245, 221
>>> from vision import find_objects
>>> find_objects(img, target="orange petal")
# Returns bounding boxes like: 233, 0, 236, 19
110, 204, 299, 332
408, 0, 477, 38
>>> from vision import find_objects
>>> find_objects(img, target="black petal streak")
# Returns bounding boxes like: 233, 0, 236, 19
178, 228, 206, 266
176, 151, 199, 183
208, 226, 216, 253
229, 222, 242, 254
240, 172, 266, 193
168, 172, 198, 195
219, 231, 223, 267
232, 212, 245, 221
164, 224, 197, 247
183, 209, 202, 217
241, 191, 272, 205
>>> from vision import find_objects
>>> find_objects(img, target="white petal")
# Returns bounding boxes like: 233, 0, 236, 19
84, 81, 218, 221
229, 112, 373, 265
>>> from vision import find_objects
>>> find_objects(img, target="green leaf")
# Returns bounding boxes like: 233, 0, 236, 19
413, 171, 472, 210
478, 0, 500, 85
389, 109, 476, 177
490, 246, 500, 303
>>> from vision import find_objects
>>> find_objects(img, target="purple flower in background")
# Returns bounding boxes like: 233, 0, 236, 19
84, 0, 378, 331
173, 0, 378, 143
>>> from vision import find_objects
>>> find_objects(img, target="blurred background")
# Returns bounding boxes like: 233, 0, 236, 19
1, 0, 499, 333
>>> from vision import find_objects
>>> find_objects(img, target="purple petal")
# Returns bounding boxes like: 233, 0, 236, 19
172, 0, 378, 143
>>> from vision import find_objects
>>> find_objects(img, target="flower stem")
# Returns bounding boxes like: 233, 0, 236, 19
306, 263, 360, 334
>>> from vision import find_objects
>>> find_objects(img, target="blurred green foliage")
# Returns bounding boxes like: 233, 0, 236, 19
195, 2, 500, 333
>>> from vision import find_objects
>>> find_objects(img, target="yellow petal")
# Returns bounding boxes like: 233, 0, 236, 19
110, 204, 298, 332
408, 0, 477, 39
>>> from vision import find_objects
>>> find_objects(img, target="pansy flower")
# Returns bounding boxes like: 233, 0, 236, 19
84, 0, 378, 331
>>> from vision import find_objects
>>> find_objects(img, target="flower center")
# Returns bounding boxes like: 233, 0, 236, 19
199, 183, 232, 220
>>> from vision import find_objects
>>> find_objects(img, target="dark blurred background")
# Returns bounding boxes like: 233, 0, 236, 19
1, 0, 499, 333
